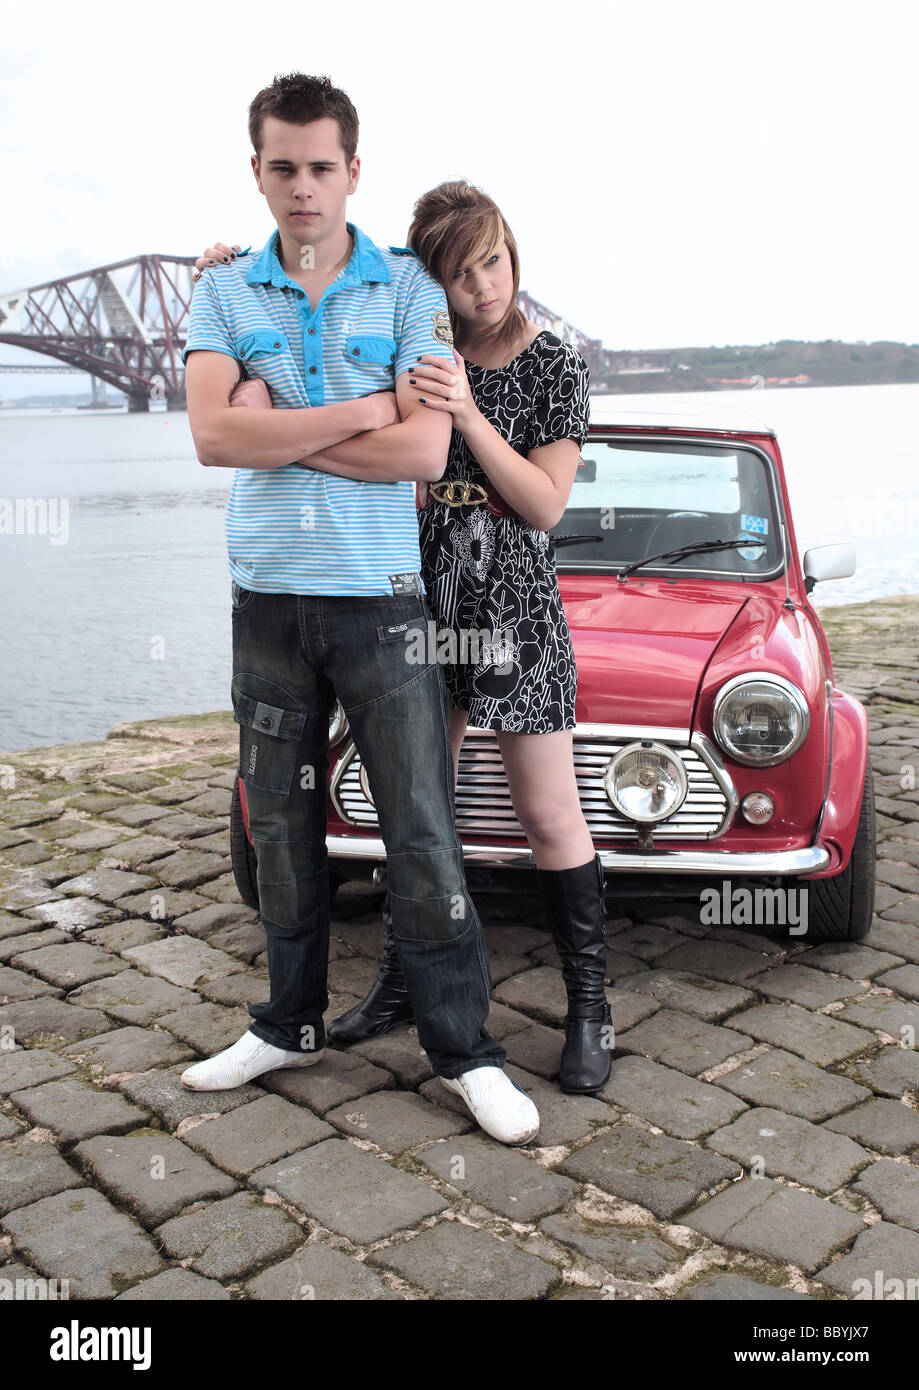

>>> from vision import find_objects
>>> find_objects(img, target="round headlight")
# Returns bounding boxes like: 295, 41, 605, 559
713, 674, 809, 766
603, 742, 689, 824
328, 700, 349, 747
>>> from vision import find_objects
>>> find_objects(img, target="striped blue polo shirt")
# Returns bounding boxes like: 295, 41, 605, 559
182, 221, 455, 595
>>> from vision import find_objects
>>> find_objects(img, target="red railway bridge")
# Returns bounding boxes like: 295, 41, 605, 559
0, 257, 621, 410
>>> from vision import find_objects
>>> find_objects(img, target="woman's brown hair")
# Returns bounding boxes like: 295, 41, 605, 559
407, 181, 527, 354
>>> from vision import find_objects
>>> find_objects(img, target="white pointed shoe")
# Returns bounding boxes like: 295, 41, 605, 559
441, 1066, 540, 1145
181, 1029, 324, 1091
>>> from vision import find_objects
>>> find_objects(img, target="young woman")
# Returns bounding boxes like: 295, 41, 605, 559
194, 182, 612, 1093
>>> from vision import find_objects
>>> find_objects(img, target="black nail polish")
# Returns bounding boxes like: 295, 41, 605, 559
419, 397, 426, 403
409, 377, 416, 384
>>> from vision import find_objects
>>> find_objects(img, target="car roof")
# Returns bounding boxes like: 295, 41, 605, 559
588, 397, 776, 437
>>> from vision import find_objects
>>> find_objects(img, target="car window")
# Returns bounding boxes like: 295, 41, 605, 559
553, 437, 782, 575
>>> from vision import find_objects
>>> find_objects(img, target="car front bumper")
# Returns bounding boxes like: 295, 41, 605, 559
325, 835, 831, 877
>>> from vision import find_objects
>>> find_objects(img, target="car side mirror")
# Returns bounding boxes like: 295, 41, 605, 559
802, 543, 856, 594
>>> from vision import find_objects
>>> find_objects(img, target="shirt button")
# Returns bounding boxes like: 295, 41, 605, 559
308, 327, 315, 335
297, 291, 305, 299
352, 347, 360, 356
390, 354, 395, 361
273, 341, 281, 348
309, 366, 317, 374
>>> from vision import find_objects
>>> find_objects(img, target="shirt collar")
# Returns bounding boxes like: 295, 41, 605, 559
246, 221, 391, 290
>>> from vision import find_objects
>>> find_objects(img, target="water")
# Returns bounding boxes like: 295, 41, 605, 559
2, 383, 918, 754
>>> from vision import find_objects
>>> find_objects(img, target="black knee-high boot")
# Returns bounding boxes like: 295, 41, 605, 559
535, 853, 612, 1093
326, 893, 414, 1044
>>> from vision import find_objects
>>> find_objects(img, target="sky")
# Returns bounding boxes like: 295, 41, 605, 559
0, 0, 916, 359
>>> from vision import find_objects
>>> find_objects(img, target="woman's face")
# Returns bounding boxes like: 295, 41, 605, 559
444, 238, 514, 330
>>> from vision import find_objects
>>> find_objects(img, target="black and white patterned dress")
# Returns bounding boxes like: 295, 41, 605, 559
418, 330, 590, 733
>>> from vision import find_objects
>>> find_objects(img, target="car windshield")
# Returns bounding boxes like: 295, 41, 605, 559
551, 437, 783, 576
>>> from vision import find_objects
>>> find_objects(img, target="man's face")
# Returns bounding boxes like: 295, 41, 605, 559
252, 115, 359, 247
444, 238, 514, 330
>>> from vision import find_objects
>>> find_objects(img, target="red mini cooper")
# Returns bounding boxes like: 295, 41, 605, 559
231, 404, 875, 943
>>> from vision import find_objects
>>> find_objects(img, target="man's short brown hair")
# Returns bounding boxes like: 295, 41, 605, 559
248, 73, 359, 162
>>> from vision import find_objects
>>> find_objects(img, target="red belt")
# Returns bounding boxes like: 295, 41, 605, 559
416, 478, 518, 518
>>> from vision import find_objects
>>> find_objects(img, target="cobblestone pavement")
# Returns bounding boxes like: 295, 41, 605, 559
1, 596, 918, 1301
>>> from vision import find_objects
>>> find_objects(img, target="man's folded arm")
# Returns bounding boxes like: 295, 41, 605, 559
185, 350, 384, 469
301, 372, 450, 482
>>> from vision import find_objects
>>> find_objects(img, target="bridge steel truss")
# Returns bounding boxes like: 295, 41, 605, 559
0, 255, 197, 411
0, 262, 612, 409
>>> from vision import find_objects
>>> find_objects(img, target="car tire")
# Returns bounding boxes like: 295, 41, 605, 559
229, 775, 344, 913
794, 754, 876, 941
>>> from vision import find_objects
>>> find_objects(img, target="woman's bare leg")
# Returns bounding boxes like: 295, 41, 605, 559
496, 729, 595, 869
449, 707, 469, 787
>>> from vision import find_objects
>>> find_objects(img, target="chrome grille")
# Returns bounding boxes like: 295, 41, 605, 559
331, 726, 735, 842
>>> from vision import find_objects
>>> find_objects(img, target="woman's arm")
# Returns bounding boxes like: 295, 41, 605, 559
408, 351, 581, 530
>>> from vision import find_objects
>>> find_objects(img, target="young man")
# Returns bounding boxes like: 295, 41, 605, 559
180, 73, 539, 1146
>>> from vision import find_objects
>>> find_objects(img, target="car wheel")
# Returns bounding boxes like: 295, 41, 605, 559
229, 776, 343, 913
794, 754, 876, 941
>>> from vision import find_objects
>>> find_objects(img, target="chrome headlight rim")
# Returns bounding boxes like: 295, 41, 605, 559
328, 699, 349, 748
603, 740, 689, 824
712, 671, 810, 768
358, 762, 375, 808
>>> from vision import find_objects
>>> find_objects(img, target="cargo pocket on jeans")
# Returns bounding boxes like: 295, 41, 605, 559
232, 684, 307, 796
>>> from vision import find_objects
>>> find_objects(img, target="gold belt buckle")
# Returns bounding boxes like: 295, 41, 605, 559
429, 480, 489, 507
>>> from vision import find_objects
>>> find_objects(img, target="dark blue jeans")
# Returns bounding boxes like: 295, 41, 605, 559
230, 582, 505, 1079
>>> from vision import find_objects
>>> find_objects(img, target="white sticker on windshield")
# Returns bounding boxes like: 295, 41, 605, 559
738, 531, 766, 561
740, 513, 769, 534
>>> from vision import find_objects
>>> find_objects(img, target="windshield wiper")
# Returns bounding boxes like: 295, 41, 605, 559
552, 534, 605, 548
617, 536, 766, 579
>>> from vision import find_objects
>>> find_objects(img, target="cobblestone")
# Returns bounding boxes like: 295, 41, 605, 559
122, 936, 246, 988
852, 1158, 919, 1231
844, 1045, 919, 1097
685, 1176, 865, 1272
154, 1190, 301, 1280
714, 1049, 872, 1121
540, 1210, 684, 1281
614, 1007, 750, 1075
617, 969, 755, 1021
814, 1222, 919, 1295
1, 1188, 165, 1298
0, 1138, 85, 1216
250, 1138, 447, 1243
10, 941, 130, 988
65, 969, 199, 1026
182, 1095, 333, 1174
0, 995, 115, 1045
325, 1089, 471, 1152
559, 1125, 741, 1220
705, 1106, 871, 1193
823, 1097, 919, 1155
61, 1025, 193, 1074
8, 1078, 150, 1145
743, 963, 865, 1009
419, 1131, 578, 1220
726, 1002, 876, 1067
0, 966, 60, 1003
599, 1056, 747, 1139
246, 1242, 401, 1300
115, 1268, 231, 1300
73, 1131, 238, 1225
367, 1220, 559, 1300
